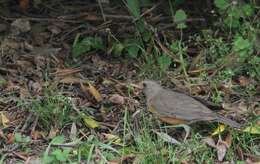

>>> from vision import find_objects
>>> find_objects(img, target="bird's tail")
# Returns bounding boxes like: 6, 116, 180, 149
216, 115, 241, 128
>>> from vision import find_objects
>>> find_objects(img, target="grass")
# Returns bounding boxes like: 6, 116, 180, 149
1, 0, 259, 163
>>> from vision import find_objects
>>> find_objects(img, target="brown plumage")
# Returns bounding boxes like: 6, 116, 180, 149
143, 80, 241, 128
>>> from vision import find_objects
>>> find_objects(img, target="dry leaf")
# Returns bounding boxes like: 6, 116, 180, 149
152, 130, 181, 145
11, 19, 31, 33
31, 131, 44, 140
70, 122, 77, 141
6, 133, 15, 144
236, 146, 244, 160
103, 133, 123, 146
19, 0, 29, 9
48, 127, 58, 138
225, 132, 232, 147
109, 94, 125, 105
52, 68, 81, 77
81, 81, 102, 102
0, 112, 10, 128
26, 157, 42, 164
216, 139, 228, 161
238, 76, 250, 86
59, 77, 81, 84
202, 137, 216, 148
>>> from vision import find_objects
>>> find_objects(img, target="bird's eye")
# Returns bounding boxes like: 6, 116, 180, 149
143, 82, 147, 87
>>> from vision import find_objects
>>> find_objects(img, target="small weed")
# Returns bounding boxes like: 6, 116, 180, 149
14, 132, 31, 143
43, 135, 72, 163
214, 0, 255, 29
72, 34, 104, 57
30, 95, 73, 130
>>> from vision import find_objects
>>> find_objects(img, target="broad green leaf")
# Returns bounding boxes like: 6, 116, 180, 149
170, 42, 179, 53
91, 37, 103, 50
51, 135, 65, 144
142, 30, 152, 42
72, 36, 103, 57
42, 155, 55, 164
125, 39, 141, 58
233, 37, 250, 51
127, 0, 140, 18
52, 149, 70, 162
136, 20, 145, 33
214, 0, 229, 10
174, 9, 187, 29
174, 9, 187, 22
126, 45, 139, 58
112, 43, 124, 56
157, 55, 172, 72
242, 4, 254, 17
224, 16, 240, 28
15, 133, 23, 142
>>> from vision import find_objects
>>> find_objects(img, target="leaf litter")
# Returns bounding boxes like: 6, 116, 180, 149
0, 1, 259, 163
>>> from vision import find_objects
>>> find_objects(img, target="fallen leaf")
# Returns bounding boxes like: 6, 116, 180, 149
0, 112, 10, 128
11, 19, 31, 33
238, 76, 251, 86
243, 125, 260, 134
202, 137, 216, 148
26, 157, 42, 164
245, 158, 260, 164
216, 139, 228, 161
82, 114, 99, 129
152, 130, 181, 145
31, 131, 44, 140
70, 122, 77, 141
225, 132, 232, 147
211, 124, 226, 136
109, 94, 125, 105
52, 68, 81, 77
19, 0, 29, 9
6, 133, 15, 144
59, 77, 81, 84
103, 133, 123, 146
81, 81, 102, 102
236, 146, 244, 160
48, 127, 58, 138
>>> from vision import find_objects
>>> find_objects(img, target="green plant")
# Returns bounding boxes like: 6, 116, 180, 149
43, 136, 72, 163
30, 95, 73, 130
214, 0, 255, 29
72, 34, 104, 57
174, 9, 188, 29
15, 133, 31, 143
170, 41, 189, 79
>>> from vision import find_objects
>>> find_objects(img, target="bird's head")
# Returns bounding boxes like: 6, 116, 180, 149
142, 80, 162, 99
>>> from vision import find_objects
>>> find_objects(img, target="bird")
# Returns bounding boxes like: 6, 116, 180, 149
142, 80, 241, 128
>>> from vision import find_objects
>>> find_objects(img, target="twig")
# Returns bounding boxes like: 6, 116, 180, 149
97, 0, 106, 21
133, 1, 162, 22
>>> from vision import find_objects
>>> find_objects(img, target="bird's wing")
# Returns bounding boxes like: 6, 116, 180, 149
150, 89, 218, 121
